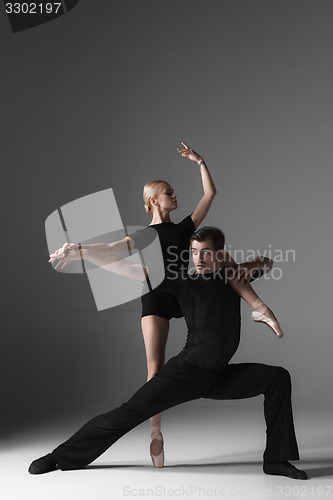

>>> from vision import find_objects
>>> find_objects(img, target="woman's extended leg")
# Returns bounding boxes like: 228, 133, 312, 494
220, 252, 284, 338
227, 277, 284, 339
141, 315, 169, 466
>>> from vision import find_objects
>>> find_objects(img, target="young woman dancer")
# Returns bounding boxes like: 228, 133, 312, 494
49, 142, 283, 467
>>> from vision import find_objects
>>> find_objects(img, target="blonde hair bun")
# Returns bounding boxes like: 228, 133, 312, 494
143, 180, 168, 214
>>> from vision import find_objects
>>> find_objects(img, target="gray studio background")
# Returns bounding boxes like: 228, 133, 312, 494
1, 0, 332, 435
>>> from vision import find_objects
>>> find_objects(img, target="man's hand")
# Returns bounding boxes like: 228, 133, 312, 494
225, 257, 273, 285
235, 262, 261, 286
225, 262, 259, 285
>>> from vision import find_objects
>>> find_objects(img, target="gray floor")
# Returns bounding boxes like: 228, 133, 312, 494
2, 402, 333, 500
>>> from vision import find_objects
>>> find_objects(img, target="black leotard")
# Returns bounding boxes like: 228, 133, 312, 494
129, 215, 195, 320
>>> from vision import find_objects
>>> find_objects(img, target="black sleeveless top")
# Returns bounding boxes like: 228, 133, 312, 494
160, 270, 241, 369
160, 268, 263, 370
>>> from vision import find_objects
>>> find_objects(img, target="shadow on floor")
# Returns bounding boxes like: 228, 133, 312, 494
86, 458, 333, 478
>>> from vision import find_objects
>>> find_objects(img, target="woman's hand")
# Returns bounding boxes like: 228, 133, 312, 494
177, 141, 203, 163
49, 242, 81, 270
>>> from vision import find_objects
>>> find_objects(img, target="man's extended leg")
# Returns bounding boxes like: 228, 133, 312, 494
29, 356, 212, 473
202, 362, 307, 479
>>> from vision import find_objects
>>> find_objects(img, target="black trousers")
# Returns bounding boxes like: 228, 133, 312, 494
52, 355, 300, 470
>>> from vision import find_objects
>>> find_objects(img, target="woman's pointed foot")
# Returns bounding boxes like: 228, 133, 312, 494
28, 453, 57, 474
252, 309, 284, 338
150, 430, 164, 468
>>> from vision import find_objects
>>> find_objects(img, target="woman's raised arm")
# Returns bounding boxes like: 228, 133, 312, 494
177, 142, 217, 228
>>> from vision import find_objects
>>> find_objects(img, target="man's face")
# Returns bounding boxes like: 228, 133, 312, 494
191, 239, 221, 274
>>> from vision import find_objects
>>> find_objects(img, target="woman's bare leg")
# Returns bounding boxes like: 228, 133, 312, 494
141, 315, 169, 464
228, 279, 259, 306
220, 252, 263, 307
228, 280, 284, 338
141, 315, 169, 427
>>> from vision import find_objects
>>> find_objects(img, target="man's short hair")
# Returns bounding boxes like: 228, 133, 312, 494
190, 226, 225, 251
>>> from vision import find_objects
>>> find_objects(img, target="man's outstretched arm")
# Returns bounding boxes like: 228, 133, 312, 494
238, 255, 273, 284
221, 250, 273, 285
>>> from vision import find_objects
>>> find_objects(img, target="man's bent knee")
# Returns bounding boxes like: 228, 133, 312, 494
271, 366, 291, 386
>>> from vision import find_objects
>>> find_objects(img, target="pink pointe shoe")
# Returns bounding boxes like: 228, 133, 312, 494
150, 430, 164, 468
252, 309, 284, 338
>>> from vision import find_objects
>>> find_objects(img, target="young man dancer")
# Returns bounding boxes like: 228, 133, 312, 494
29, 227, 307, 480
